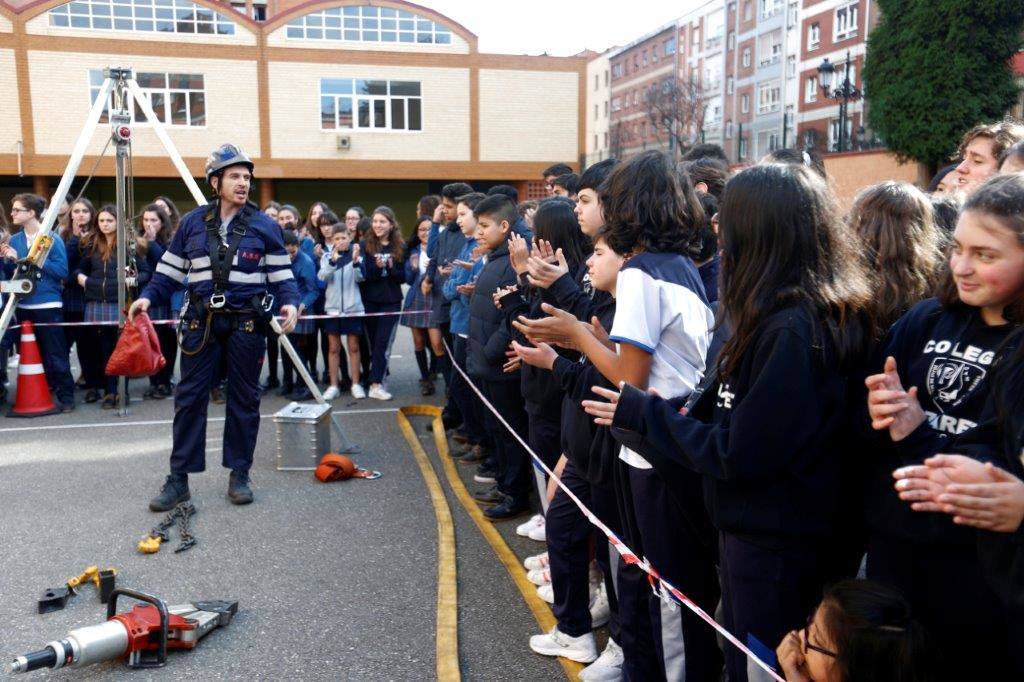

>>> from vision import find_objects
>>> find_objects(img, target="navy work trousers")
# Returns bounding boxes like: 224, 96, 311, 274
170, 314, 265, 474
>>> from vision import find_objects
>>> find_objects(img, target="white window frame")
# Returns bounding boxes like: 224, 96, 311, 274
727, 31, 735, 50
664, 36, 677, 55
286, 5, 453, 45
51, 0, 236, 35
319, 78, 423, 133
726, 120, 734, 139
692, 26, 701, 46
612, 63, 622, 79
727, 76, 735, 94
612, 97, 621, 112
88, 69, 206, 127
829, 116, 854, 150
805, 76, 818, 103
741, 93, 749, 113
743, 0, 752, 21
758, 29, 782, 67
757, 80, 781, 114
808, 23, 820, 51
833, 2, 858, 42
742, 47, 751, 68
760, 0, 783, 19
787, 55, 797, 78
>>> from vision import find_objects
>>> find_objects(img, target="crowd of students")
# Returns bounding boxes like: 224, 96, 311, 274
3, 122, 1024, 679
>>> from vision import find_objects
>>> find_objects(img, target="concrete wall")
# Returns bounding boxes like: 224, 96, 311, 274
267, 61, 470, 161
27, 50, 261, 157
478, 69, 578, 163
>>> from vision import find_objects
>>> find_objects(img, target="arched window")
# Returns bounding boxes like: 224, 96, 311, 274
48, 0, 236, 35
285, 5, 452, 45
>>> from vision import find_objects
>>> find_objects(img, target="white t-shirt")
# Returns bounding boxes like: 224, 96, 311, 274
609, 251, 713, 468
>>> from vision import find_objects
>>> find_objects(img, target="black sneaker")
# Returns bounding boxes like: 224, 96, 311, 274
153, 384, 172, 399
210, 386, 226, 404
150, 474, 190, 512
277, 384, 295, 397
260, 376, 280, 391
142, 386, 156, 400
228, 469, 253, 505
290, 386, 314, 401
59, 401, 75, 413
84, 389, 101, 403
484, 497, 530, 521
419, 379, 435, 396
458, 445, 487, 465
472, 486, 506, 506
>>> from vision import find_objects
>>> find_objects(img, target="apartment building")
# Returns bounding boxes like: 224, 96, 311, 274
585, 48, 613, 166
679, 0, 726, 150
796, 0, 875, 153
0, 0, 585, 215
606, 22, 680, 159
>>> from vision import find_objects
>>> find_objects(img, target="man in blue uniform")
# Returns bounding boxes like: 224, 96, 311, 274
129, 144, 298, 510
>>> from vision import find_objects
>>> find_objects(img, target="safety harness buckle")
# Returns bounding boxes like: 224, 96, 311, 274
209, 293, 226, 309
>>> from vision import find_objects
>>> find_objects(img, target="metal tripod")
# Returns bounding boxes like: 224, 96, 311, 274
0, 66, 357, 450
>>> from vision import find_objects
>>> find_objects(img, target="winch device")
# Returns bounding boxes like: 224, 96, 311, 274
8, 588, 238, 674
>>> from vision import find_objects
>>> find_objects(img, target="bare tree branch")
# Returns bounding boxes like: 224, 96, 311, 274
644, 78, 706, 159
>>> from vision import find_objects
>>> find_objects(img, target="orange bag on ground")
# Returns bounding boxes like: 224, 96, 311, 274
105, 312, 166, 378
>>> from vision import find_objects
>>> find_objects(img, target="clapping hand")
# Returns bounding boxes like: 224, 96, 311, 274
866, 356, 926, 441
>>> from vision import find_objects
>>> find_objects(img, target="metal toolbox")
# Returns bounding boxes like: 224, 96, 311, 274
273, 402, 331, 471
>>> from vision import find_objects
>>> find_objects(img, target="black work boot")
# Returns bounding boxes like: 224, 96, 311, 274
228, 469, 254, 505
149, 473, 190, 512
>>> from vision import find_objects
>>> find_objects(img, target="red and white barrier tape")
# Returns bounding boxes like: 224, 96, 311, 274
5, 308, 430, 330
443, 339, 785, 682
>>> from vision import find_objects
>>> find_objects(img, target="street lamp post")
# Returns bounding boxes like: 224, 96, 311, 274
817, 51, 862, 152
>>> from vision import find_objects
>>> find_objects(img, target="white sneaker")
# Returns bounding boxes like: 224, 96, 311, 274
524, 551, 549, 571
367, 384, 391, 401
529, 626, 598, 663
350, 384, 366, 399
527, 567, 551, 586
516, 514, 545, 538
589, 582, 610, 629
579, 639, 624, 681
528, 522, 547, 542
537, 583, 554, 604
322, 386, 340, 400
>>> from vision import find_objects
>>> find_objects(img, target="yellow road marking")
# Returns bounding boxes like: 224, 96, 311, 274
397, 406, 461, 682
399, 405, 582, 681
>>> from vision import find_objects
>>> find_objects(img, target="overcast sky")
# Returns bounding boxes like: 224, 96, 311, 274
421, 0, 699, 56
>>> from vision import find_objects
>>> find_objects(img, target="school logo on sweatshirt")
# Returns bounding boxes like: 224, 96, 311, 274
926, 357, 985, 411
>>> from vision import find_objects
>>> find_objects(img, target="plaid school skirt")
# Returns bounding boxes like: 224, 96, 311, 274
401, 277, 432, 329
84, 300, 121, 324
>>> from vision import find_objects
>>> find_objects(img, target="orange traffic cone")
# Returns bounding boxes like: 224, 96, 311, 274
7, 320, 59, 417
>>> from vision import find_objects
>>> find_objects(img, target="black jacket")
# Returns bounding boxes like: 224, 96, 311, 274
467, 244, 518, 382
613, 303, 859, 546
500, 263, 589, 415
552, 294, 618, 485
358, 243, 405, 306
75, 242, 152, 303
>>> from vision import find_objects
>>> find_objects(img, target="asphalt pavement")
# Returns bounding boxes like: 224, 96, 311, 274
0, 328, 567, 680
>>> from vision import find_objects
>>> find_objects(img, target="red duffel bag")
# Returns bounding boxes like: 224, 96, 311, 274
105, 312, 167, 378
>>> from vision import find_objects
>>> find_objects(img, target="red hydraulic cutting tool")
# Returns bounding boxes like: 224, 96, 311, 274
7, 588, 238, 673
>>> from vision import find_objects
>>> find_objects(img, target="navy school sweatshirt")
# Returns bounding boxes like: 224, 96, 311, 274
357, 241, 405, 307
612, 303, 859, 547
467, 243, 520, 382
864, 298, 1017, 545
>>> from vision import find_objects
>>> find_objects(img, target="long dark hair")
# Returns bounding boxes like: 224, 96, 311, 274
531, 197, 591, 274
364, 206, 405, 257
406, 215, 432, 251
820, 580, 932, 682
61, 197, 97, 242
600, 150, 703, 257
850, 182, 943, 330
302, 201, 330, 236
140, 203, 173, 247
81, 204, 118, 261
717, 164, 872, 378
154, 195, 180, 234
314, 209, 339, 247
935, 173, 1024, 322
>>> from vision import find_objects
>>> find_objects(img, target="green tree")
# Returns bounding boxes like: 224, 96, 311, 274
864, 0, 1024, 174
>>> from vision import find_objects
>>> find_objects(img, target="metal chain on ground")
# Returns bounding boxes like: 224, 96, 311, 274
148, 502, 197, 553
